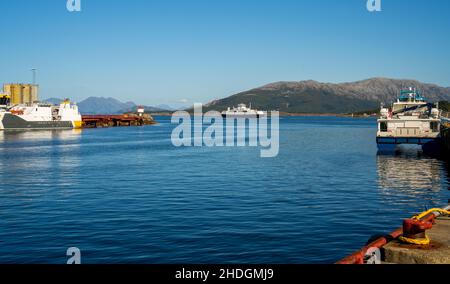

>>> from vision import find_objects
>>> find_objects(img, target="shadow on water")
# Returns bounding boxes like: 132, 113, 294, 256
444, 159, 450, 193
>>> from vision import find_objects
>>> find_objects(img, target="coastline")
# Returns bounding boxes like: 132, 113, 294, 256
151, 112, 378, 118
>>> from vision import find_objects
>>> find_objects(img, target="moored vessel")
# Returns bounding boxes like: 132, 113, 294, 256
0, 99, 82, 130
376, 88, 441, 151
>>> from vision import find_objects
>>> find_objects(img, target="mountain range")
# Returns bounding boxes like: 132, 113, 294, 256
44, 78, 450, 115
43, 97, 170, 114
203, 78, 450, 114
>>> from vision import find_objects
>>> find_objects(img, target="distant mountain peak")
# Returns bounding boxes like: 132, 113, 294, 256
76, 97, 136, 114
44, 96, 171, 114
42, 98, 64, 105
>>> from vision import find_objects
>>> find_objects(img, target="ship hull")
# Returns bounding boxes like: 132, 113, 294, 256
377, 136, 442, 155
0, 113, 73, 130
221, 114, 264, 119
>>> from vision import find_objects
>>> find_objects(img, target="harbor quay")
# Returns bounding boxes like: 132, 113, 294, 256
338, 204, 450, 264
338, 89, 450, 264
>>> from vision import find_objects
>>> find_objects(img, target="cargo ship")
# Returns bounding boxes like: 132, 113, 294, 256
0, 95, 82, 130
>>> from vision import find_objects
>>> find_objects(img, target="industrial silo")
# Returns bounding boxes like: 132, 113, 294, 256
31, 84, 39, 102
3, 84, 39, 104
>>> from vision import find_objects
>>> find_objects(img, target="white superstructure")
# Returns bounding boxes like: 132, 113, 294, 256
376, 88, 441, 149
221, 104, 267, 118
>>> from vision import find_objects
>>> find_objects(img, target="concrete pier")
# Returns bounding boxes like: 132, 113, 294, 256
337, 206, 450, 264
382, 216, 450, 264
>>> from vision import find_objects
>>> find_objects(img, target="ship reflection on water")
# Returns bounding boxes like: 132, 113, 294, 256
0, 129, 82, 142
377, 146, 450, 207
0, 130, 82, 193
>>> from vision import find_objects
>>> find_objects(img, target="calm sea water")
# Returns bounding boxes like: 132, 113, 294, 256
0, 116, 449, 264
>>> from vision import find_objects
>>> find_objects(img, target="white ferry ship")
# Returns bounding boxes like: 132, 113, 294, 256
0, 96, 82, 130
376, 88, 441, 151
221, 104, 267, 118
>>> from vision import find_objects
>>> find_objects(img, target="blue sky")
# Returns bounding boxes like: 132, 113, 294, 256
0, 0, 449, 106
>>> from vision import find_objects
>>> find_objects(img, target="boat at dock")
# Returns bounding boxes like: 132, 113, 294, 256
0, 98, 82, 130
221, 103, 267, 118
376, 88, 441, 151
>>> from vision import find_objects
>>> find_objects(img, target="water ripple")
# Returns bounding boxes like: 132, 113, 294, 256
0, 116, 448, 263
